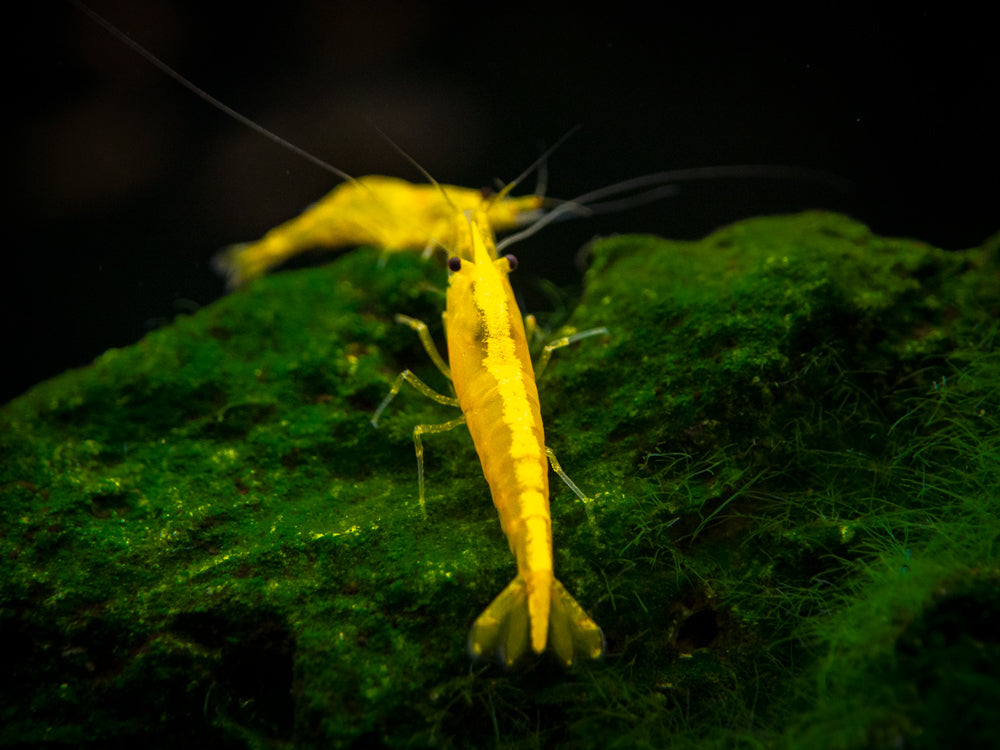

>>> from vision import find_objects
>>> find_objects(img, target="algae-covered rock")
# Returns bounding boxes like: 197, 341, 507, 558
3, 212, 998, 748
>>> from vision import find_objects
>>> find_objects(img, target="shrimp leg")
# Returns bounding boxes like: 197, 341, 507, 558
393, 314, 452, 380
370, 368, 464, 517
534, 327, 610, 379
411, 416, 467, 516
370, 370, 457, 428
372, 315, 466, 516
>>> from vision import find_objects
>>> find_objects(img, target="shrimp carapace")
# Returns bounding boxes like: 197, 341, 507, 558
371, 209, 605, 666
443, 211, 604, 666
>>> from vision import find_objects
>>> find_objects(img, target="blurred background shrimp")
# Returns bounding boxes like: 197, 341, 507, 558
7, 2, 996, 402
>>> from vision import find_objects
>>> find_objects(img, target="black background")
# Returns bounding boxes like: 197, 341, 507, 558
7, 2, 996, 403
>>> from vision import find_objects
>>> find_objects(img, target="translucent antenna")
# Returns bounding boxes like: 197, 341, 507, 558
369, 122, 458, 213
70, 0, 357, 184
532, 140, 550, 201
496, 199, 592, 252
497, 163, 853, 252
565, 164, 853, 208
492, 125, 582, 204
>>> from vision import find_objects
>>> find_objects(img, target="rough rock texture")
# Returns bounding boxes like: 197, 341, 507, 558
3, 212, 998, 748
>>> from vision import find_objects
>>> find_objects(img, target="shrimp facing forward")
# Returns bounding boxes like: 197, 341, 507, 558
373, 207, 605, 667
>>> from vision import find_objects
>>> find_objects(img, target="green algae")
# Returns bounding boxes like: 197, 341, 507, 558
2, 212, 998, 748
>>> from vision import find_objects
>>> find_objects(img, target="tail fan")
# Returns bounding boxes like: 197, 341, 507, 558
211, 242, 261, 290
548, 579, 605, 666
468, 576, 604, 667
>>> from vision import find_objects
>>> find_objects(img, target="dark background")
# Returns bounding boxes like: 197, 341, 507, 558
7, 3, 996, 403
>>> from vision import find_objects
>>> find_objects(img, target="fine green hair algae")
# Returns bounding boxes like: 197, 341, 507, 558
2, 212, 998, 748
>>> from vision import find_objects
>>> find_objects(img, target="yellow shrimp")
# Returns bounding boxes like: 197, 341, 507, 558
77, 1, 602, 665
69, 2, 547, 293
77, 0, 841, 668
211, 175, 544, 289
373, 207, 605, 667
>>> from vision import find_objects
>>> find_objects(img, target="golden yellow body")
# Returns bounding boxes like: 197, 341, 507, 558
77, 0, 609, 666
212, 175, 543, 288
215, 167, 602, 665
442, 211, 603, 666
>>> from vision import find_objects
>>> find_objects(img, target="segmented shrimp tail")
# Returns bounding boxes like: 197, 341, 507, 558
468, 577, 604, 667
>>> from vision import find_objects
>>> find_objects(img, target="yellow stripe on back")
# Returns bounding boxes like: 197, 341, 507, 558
467, 214, 545, 487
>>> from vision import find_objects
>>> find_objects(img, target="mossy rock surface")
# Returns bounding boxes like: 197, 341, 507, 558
3, 211, 998, 748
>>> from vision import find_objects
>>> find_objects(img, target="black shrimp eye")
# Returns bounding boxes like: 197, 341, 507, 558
447, 256, 462, 272
504, 254, 518, 271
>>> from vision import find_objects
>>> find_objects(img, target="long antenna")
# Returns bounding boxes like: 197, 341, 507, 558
69, 0, 355, 183
369, 123, 453, 204
493, 125, 582, 203
497, 164, 853, 252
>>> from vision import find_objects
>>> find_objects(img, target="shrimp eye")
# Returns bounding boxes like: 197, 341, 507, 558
448, 257, 462, 272
504, 254, 518, 271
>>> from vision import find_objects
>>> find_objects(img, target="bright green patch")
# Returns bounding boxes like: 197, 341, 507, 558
2, 213, 998, 748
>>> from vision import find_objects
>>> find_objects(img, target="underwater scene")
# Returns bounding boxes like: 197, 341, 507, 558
5, 4, 998, 749
4, 212, 999, 747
